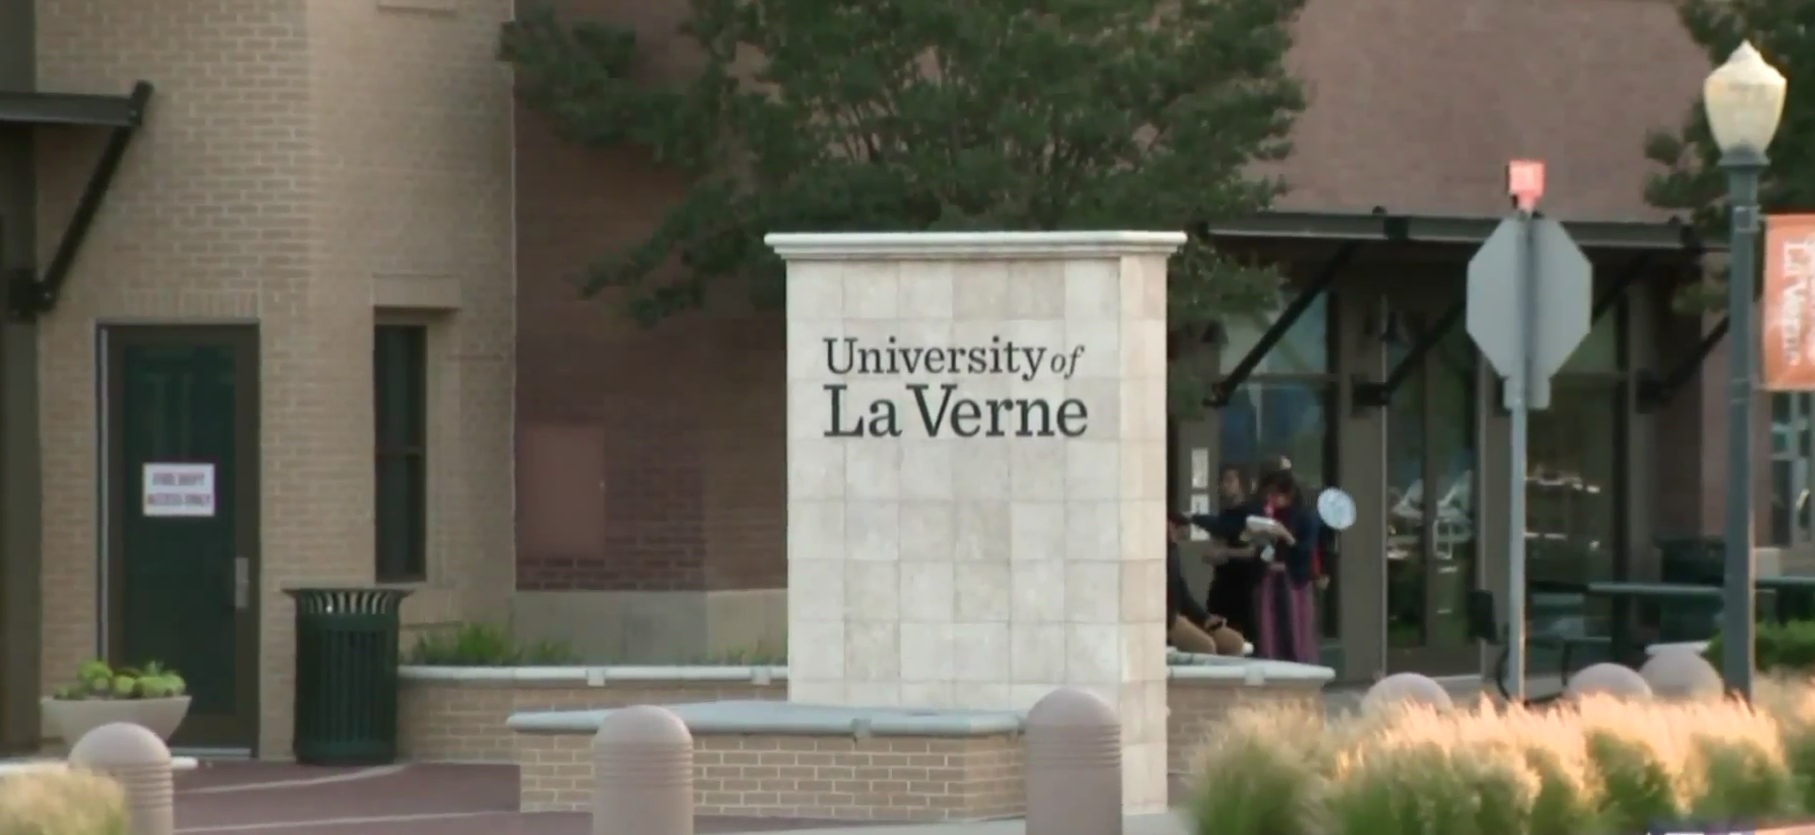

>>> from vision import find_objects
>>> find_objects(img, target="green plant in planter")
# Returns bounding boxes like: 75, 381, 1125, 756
51, 659, 187, 701
1704, 619, 1815, 674
405, 622, 579, 666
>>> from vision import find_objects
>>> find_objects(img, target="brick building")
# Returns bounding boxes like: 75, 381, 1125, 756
0, 0, 1790, 759
504, 0, 1742, 682
0, 0, 515, 756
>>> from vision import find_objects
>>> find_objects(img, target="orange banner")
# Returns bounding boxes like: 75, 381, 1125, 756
1763, 214, 1815, 390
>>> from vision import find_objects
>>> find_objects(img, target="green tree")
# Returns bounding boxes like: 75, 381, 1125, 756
501, 0, 1307, 411
1645, 0, 1815, 309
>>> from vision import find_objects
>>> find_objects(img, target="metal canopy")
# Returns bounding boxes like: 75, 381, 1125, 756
1204, 209, 1713, 253
1198, 208, 1706, 411
0, 81, 154, 319
0, 86, 146, 128
1353, 253, 1669, 409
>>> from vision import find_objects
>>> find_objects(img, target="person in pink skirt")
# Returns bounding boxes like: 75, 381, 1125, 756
1251, 469, 1320, 663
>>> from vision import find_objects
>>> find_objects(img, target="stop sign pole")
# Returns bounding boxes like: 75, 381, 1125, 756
1466, 160, 1594, 702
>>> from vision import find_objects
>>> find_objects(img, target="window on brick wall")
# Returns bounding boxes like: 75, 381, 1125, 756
375, 324, 428, 582
1770, 392, 1814, 548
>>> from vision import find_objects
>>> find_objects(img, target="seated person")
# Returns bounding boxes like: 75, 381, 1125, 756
1167, 512, 1245, 656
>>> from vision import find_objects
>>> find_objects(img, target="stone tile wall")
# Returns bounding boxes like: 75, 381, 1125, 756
774, 232, 1185, 814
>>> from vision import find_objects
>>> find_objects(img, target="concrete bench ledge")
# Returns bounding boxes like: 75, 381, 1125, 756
508, 700, 1025, 738
1165, 653, 1336, 683
0, 756, 198, 777
398, 665, 788, 684
1646, 640, 1711, 657
404, 655, 1289, 686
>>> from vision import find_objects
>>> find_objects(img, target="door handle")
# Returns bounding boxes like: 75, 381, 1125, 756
233, 557, 250, 610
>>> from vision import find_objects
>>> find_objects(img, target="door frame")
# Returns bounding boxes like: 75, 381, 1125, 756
100, 324, 261, 752
1380, 299, 1482, 676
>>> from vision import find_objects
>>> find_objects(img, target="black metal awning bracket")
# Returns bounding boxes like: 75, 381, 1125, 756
1353, 301, 1465, 409
1590, 254, 1653, 321
9, 81, 153, 320
1205, 240, 1361, 407
1637, 316, 1728, 413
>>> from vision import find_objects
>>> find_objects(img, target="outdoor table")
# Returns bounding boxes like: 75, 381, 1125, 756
1759, 575, 1815, 621
1533, 579, 1815, 666
1582, 581, 1718, 666
1525, 580, 1717, 667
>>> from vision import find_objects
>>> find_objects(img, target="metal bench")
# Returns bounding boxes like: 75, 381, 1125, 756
1466, 588, 1609, 703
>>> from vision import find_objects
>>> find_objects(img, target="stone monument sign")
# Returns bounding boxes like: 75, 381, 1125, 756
769, 230, 1182, 814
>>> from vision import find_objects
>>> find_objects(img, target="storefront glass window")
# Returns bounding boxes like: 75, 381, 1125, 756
1770, 392, 1814, 547
1526, 379, 1621, 641
1385, 321, 1476, 654
1211, 289, 1336, 655
1217, 381, 1331, 488
1219, 293, 1327, 375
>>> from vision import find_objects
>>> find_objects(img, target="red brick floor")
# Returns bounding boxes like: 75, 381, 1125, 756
171, 763, 1196, 833
173, 763, 883, 835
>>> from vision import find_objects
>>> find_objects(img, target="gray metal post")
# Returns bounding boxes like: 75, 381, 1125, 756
1502, 209, 1537, 704
1723, 151, 1766, 699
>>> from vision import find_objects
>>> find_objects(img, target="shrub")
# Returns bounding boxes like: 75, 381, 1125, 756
1756, 675, 1815, 810
690, 645, 786, 665
1187, 705, 1332, 835
0, 766, 128, 835
405, 622, 578, 666
1187, 686, 1810, 835
1704, 620, 1815, 674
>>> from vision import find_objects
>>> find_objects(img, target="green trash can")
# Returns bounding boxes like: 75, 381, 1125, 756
1657, 536, 1723, 641
286, 587, 412, 766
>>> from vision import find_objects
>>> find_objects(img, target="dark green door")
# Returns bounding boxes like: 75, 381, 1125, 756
106, 326, 259, 751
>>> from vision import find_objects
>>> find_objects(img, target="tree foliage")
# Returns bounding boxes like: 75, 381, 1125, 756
1645, 0, 1815, 310
500, 0, 1307, 411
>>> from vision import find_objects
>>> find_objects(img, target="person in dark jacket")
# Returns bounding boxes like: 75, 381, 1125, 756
1167, 512, 1245, 655
1250, 470, 1320, 662
1194, 464, 1260, 639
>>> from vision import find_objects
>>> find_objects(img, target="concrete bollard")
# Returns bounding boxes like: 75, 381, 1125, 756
1566, 663, 1653, 701
68, 722, 173, 835
1361, 673, 1453, 714
1640, 649, 1724, 700
1025, 688, 1121, 835
593, 705, 694, 835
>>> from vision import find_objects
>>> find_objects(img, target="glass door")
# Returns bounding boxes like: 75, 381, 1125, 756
1384, 307, 1480, 674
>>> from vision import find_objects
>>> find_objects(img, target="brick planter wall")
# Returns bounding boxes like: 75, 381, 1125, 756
1165, 666, 1328, 775
517, 730, 1023, 821
404, 659, 1335, 780
398, 667, 786, 763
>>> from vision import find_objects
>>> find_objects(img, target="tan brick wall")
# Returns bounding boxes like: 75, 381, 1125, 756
518, 731, 1024, 821
33, 0, 515, 757
399, 676, 784, 763
1165, 679, 1324, 775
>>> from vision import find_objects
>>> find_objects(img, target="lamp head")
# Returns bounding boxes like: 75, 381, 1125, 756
1704, 40, 1788, 158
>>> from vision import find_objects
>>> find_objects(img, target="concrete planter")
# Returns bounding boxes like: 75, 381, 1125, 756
40, 696, 191, 743
396, 658, 1338, 769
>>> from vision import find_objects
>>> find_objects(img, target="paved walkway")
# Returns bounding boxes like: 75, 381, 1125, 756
167, 676, 1557, 834
173, 763, 887, 835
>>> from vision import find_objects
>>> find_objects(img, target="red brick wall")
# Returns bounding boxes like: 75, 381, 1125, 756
512, 0, 786, 594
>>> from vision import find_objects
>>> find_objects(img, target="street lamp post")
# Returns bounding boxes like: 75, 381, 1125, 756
1704, 40, 1788, 699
